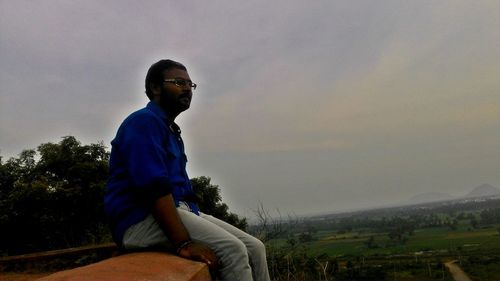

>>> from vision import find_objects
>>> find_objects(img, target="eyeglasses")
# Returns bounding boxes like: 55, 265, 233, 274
164, 79, 197, 90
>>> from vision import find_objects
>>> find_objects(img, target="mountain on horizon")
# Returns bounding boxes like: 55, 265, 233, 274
403, 184, 500, 206
403, 192, 454, 205
463, 183, 500, 198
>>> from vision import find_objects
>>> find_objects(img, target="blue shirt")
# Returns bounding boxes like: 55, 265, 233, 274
104, 102, 199, 245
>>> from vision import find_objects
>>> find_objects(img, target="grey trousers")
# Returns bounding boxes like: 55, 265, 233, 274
123, 204, 270, 281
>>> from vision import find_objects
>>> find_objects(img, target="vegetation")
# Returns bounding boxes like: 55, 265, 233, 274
0, 136, 245, 256
0, 136, 110, 255
191, 176, 247, 230
460, 254, 500, 281
252, 198, 500, 280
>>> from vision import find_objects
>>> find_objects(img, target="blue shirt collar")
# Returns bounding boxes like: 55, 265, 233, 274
146, 101, 181, 133
147, 101, 169, 122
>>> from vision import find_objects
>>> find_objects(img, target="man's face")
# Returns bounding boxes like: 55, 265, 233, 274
155, 68, 193, 113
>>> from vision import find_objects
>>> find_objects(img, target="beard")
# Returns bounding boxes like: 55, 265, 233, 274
177, 92, 192, 110
159, 90, 192, 113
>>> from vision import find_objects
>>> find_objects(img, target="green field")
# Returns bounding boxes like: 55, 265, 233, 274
304, 224, 500, 257
266, 223, 500, 280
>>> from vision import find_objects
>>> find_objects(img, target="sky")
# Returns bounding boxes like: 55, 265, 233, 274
1, 0, 499, 219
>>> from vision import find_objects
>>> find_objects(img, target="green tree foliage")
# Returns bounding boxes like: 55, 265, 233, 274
364, 235, 377, 249
0, 137, 111, 255
191, 176, 248, 231
470, 217, 479, 229
1, 140, 247, 256
479, 208, 500, 225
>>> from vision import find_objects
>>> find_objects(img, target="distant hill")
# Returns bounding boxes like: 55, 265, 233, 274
402, 184, 500, 206
403, 192, 454, 205
463, 183, 500, 198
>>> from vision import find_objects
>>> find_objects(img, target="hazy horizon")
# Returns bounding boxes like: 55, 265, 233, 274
1, 1, 499, 219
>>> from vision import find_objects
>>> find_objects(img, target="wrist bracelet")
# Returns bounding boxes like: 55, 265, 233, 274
175, 240, 193, 255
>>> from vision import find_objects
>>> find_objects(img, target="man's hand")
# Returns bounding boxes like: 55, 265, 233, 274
178, 241, 219, 271
151, 195, 219, 272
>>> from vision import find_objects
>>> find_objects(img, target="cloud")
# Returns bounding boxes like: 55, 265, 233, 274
1, 0, 499, 216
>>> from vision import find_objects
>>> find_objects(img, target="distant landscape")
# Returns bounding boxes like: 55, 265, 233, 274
251, 188, 500, 281
402, 183, 500, 206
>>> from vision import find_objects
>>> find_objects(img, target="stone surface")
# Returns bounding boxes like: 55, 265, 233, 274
34, 252, 211, 281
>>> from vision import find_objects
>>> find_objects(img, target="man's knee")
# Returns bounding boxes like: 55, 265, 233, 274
219, 238, 249, 264
248, 237, 267, 259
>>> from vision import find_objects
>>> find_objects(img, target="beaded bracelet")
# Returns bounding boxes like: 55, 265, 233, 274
175, 240, 193, 255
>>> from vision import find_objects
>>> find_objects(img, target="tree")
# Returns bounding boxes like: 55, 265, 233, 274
450, 219, 459, 230
0, 136, 110, 255
388, 227, 408, 244
479, 208, 500, 225
191, 176, 247, 230
364, 235, 377, 249
0, 137, 246, 255
298, 232, 314, 243
470, 217, 478, 229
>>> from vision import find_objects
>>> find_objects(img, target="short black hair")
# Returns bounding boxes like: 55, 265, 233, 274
145, 59, 187, 100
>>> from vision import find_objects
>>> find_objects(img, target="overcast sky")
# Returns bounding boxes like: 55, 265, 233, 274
1, 0, 499, 219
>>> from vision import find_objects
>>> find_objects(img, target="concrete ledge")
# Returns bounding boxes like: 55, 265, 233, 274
35, 252, 211, 281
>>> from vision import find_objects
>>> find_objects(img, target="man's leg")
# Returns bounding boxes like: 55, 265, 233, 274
122, 214, 172, 250
176, 208, 254, 281
122, 209, 254, 281
200, 213, 271, 281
